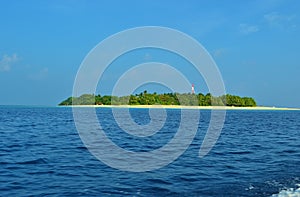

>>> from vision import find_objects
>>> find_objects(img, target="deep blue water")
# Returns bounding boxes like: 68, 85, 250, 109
0, 106, 300, 196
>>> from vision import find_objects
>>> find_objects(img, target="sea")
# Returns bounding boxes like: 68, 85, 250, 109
0, 106, 300, 196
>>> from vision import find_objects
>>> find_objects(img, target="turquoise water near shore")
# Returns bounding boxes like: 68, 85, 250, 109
0, 106, 300, 196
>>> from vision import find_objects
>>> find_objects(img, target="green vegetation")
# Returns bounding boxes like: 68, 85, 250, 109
59, 91, 256, 107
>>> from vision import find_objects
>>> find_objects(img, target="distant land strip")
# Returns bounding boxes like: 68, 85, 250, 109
59, 91, 257, 107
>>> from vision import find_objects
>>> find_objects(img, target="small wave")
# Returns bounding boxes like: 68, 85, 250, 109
76, 146, 88, 150
229, 150, 253, 155
281, 149, 298, 154
0, 158, 48, 165
26, 170, 55, 175
15, 123, 37, 128
271, 188, 300, 197
271, 184, 300, 197
147, 178, 172, 185
6, 144, 23, 148
17, 158, 48, 164
142, 186, 172, 194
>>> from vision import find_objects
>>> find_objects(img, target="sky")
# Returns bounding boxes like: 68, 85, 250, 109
0, 0, 299, 107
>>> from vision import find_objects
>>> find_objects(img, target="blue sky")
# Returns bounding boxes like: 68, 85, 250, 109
0, 0, 299, 107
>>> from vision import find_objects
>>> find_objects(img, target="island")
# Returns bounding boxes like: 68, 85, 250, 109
59, 91, 257, 107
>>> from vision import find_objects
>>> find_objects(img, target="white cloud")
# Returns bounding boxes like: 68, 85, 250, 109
264, 12, 296, 28
0, 54, 18, 72
239, 23, 259, 35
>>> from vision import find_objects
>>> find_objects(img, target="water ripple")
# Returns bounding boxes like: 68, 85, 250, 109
0, 107, 299, 196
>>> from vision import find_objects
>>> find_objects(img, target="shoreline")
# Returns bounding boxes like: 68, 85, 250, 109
62, 105, 300, 111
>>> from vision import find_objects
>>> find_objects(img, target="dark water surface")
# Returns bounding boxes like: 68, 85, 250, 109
0, 106, 300, 196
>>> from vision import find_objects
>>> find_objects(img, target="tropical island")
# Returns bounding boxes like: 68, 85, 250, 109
59, 91, 257, 107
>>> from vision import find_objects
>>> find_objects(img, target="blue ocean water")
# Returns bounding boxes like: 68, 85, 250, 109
0, 106, 300, 196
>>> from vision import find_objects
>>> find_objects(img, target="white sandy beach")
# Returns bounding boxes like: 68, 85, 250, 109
66, 105, 300, 110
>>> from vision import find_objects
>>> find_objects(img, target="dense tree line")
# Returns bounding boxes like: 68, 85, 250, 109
59, 91, 256, 107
